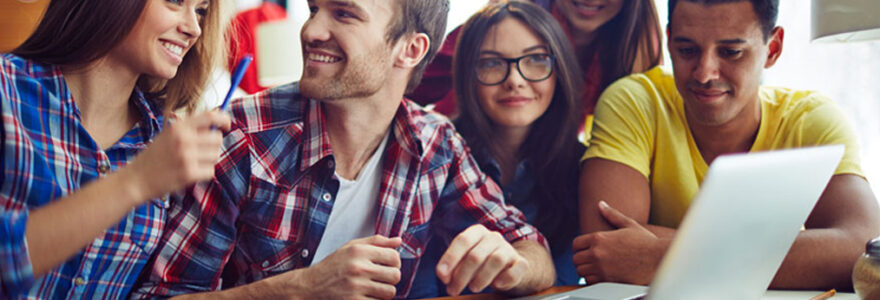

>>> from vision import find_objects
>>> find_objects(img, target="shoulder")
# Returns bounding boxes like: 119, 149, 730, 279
401, 100, 470, 164
0, 54, 55, 87
762, 87, 846, 124
598, 67, 673, 114
228, 82, 306, 134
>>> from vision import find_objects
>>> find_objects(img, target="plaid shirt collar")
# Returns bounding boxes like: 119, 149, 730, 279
299, 98, 426, 172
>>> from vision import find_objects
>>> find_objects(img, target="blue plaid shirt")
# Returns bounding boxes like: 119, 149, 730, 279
0, 54, 168, 298
133, 82, 547, 299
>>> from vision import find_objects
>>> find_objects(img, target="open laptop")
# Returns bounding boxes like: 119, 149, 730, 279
517, 145, 845, 300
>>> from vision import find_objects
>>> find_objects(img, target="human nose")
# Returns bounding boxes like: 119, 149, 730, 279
502, 60, 527, 88
179, 9, 202, 40
692, 53, 720, 84
301, 12, 331, 45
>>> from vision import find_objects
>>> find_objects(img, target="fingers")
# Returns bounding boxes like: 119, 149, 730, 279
186, 110, 232, 131
598, 201, 640, 229
341, 236, 403, 284
365, 235, 403, 250
490, 254, 527, 291
572, 233, 596, 252
437, 225, 488, 284
439, 225, 524, 296
361, 280, 396, 300
446, 234, 498, 295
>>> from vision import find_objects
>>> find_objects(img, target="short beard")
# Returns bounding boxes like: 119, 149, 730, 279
300, 46, 390, 101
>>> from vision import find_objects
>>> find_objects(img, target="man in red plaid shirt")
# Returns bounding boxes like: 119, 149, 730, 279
133, 0, 556, 298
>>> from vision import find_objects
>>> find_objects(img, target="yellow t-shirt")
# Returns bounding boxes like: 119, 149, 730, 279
583, 67, 863, 228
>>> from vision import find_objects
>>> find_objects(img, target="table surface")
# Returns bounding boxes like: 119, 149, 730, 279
426, 285, 859, 300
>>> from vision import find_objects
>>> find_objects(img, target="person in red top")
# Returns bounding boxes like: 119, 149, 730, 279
410, 0, 662, 136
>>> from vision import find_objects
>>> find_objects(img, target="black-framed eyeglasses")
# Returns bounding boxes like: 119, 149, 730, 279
475, 53, 555, 86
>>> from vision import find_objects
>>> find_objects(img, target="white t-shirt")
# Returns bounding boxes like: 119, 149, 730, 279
311, 133, 390, 265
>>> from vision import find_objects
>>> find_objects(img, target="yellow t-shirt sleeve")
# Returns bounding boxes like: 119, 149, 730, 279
582, 75, 656, 179
797, 95, 864, 177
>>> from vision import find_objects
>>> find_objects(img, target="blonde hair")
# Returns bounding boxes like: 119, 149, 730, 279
139, 0, 231, 114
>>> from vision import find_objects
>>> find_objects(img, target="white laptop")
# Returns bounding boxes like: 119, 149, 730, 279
517, 145, 845, 300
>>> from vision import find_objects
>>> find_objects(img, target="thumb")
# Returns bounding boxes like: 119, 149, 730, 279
598, 201, 640, 229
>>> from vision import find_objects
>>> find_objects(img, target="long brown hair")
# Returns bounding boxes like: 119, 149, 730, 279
593, 0, 663, 88
454, 0, 583, 239
12, 0, 228, 113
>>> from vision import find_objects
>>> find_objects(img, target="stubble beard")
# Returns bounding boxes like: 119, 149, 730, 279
301, 46, 391, 101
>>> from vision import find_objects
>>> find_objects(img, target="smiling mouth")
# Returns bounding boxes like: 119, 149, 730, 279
691, 89, 729, 102
161, 41, 184, 57
307, 52, 342, 63
572, 1, 603, 12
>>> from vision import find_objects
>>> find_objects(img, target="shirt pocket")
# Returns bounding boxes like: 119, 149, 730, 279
235, 229, 305, 280
126, 196, 168, 256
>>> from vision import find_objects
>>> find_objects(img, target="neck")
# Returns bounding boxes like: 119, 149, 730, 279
62, 58, 141, 149
688, 100, 761, 165
490, 125, 530, 186
571, 27, 598, 50
324, 86, 402, 180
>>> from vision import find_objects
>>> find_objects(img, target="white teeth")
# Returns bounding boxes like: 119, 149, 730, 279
573, 1, 601, 10
162, 42, 184, 56
308, 53, 341, 63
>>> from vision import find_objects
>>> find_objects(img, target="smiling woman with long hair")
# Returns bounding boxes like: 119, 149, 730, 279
410, 1, 585, 296
0, 0, 230, 297
410, 0, 661, 137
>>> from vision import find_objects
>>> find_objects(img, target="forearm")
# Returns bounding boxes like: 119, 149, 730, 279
771, 229, 869, 290
25, 170, 146, 276
505, 240, 555, 296
169, 268, 310, 300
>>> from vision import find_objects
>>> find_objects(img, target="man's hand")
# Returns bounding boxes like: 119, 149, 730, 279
572, 201, 667, 285
436, 225, 530, 296
274, 235, 402, 299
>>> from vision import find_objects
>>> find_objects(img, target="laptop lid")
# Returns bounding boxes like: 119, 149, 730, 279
516, 145, 844, 300
646, 145, 844, 300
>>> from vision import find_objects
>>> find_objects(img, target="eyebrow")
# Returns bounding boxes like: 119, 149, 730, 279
479, 45, 549, 56
327, 0, 368, 17
672, 37, 747, 45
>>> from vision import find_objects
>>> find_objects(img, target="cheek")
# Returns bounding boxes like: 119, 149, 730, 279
534, 78, 556, 103
476, 84, 497, 111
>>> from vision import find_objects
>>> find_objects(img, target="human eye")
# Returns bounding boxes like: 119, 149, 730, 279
308, 3, 318, 17
525, 54, 552, 65
477, 58, 504, 69
677, 47, 698, 58
166, 0, 183, 5
334, 9, 356, 20
195, 2, 209, 17
720, 48, 743, 58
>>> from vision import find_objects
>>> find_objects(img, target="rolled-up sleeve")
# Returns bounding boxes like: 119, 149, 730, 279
0, 209, 35, 297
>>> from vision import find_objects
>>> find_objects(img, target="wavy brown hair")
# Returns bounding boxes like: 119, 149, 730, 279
454, 0, 584, 239
591, 0, 663, 88
13, 0, 228, 113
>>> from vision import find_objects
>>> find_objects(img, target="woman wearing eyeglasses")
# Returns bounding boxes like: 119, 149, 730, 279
409, 1, 585, 297
410, 0, 661, 139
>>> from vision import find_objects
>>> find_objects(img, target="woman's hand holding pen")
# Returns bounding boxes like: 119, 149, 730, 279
118, 110, 232, 204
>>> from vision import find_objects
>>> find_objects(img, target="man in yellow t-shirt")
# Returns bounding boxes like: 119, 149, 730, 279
573, 0, 880, 291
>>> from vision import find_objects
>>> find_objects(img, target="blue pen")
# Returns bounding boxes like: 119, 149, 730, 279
219, 54, 253, 111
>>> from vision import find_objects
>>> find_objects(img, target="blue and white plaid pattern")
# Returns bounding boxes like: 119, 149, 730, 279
0, 54, 167, 298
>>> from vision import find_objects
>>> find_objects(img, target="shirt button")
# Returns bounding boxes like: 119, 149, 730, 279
327, 160, 335, 169
97, 164, 110, 174
74, 277, 87, 286
261, 260, 270, 268
301, 249, 310, 258
322, 193, 332, 202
